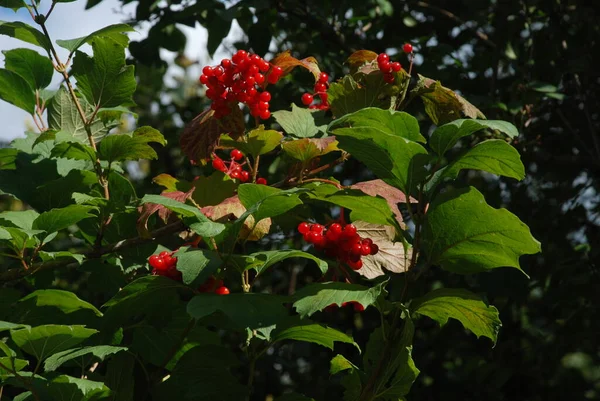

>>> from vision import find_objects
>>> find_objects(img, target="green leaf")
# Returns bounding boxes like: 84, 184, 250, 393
0, 21, 50, 50
411, 288, 501, 344
38, 251, 85, 265
0, 209, 39, 230
329, 107, 426, 143
331, 126, 429, 196
238, 184, 305, 223
422, 186, 541, 274
174, 248, 222, 287
51, 141, 97, 163
271, 318, 359, 350
104, 352, 135, 401
2, 48, 53, 89
0, 68, 35, 113
191, 172, 237, 207
328, 73, 390, 118
0, 321, 29, 333
0, 0, 27, 11
48, 87, 111, 144
32, 205, 96, 234
72, 37, 136, 109
43, 345, 127, 372
187, 293, 290, 330
220, 126, 283, 157
56, 23, 134, 54
0, 356, 28, 378
10, 325, 98, 361
98, 126, 166, 163
140, 195, 225, 237
244, 250, 328, 276
330, 354, 359, 375
306, 185, 402, 236
47, 375, 110, 401
443, 139, 525, 181
292, 281, 386, 318
429, 119, 519, 155
272, 104, 326, 138
18, 290, 102, 318
282, 137, 339, 163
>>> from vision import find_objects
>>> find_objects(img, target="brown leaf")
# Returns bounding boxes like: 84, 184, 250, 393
354, 221, 412, 279
352, 179, 416, 227
136, 189, 195, 238
412, 75, 486, 125
282, 137, 339, 163
201, 195, 271, 241
180, 107, 245, 163
268, 50, 321, 81
346, 50, 378, 72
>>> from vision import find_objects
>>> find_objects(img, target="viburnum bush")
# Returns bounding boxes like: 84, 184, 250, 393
0, 3, 541, 401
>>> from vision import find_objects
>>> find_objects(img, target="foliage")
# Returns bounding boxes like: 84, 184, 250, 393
1, 0, 597, 400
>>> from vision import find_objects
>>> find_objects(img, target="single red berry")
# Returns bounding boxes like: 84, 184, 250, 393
317, 92, 328, 103
256, 177, 267, 185
202, 66, 214, 76
259, 91, 271, 102
391, 62, 402, 72
258, 101, 269, 110
344, 224, 357, 236
308, 231, 322, 244
230, 170, 241, 179
403, 43, 413, 54
212, 66, 224, 77
259, 109, 271, 120
301, 93, 314, 105
215, 286, 230, 295
351, 243, 363, 256
360, 244, 372, 256
148, 255, 163, 269
212, 158, 227, 172
240, 170, 250, 182
353, 302, 365, 312
318, 72, 329, 83
347, 259, 363, 270
159, 251, 169, 258
314, 82, 327, 93
362, 238, 373, 246
378, 61, 391, 73
384, 73, 395, 84
311, 224, 324, 233
221, 58, 232, 68
298, 222, 311, 234
232, 50, 248, 64
377, 53, 389, 63
329, 223, 343, 235
255, 73, 265, 84
199, 74, 209, 85
231, 149, 243, 160
370, 244, 379, 255
271, 66, 283, 76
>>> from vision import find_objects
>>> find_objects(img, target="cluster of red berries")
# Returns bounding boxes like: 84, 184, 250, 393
199, 50, 283, 119
376, 53, 402, 84
298, 222, 379, 271
301, 72, 330, 110
149, 250, 181, 281
211, 149, 267, 184
198, 276, 230, 295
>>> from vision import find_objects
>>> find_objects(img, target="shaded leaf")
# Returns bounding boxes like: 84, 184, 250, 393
271, 318, 358, 350
11, 325, 98, 361
191, 172, 237, 207
220, 125, 282, 157
174, 248, 222, 287
18, 290, 101, 318
43, 345, 127, 372
243, 249, 328, 276
32, 205, 96, 234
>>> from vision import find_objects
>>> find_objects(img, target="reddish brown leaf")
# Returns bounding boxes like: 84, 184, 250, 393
136, 189, 195, 237
180, 107, 245, 163
268, 50, 321, 81
354, 221, 413, 279
201, 196, 271, 241
352, 179, 416, 226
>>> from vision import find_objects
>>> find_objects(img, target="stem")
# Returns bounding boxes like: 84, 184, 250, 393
0, 360, 41, 401
245, 356, 257, 401
251, 155, 260, 183
271, 154, 348, 188
300, 178, 345, 189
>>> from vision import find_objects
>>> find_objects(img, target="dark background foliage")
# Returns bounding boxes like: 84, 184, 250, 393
2, 0, 598, 400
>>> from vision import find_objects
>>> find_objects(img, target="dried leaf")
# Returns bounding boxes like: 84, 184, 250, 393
180, 107, 245, 163
268, 50, 321, 81
354, 221, 412, 279
412, 75, 486, 125
346, 50, 378, 72
352, 179, 416, 227
201, 196, 271, 241
282, 137, 339, 163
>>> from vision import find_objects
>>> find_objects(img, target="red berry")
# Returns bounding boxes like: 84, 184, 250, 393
370, 244, 379, 255
314, 82, 327, 93
308, 231, 322, 244
329, 223, 343, 235
259, 91, 271, 102
384, 73, 395, 84
353, 302, 365, 312
159, 251, 169, 258
361, 244, 372, 256
377, 53, 389, 63
256, 177, 267, 185
271, 66, 283, 76
199, 74, 209, 85
362, 238, 373, 246
317, 92, 328, 103
347, 259, 363, 270
301, 93, 314, 105
311, 224, 324, 233
232, 50, 248, 64
343, 224, 357, 236
148, 255, 165, 270
378, 61, 391, 73
403, 43, 413, 53
212, 158, 227, 172
259, 109, 271, 120
215, 286, 230, 295
255, 73, 265, 84
318, 72, 329, 83
350, 243, 363, 256
230, 170, 241, 179
258, 101, 269, 110
231, 149, 243, 160
240, 170, 250, 182
221, 58, 232, 68
298, 222, 311, 234
391, 62, 402, 72
202, 66, 214, 76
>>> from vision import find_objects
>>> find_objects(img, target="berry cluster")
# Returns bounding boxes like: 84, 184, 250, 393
298, 222, 379, 271
149, 251, 181, 281
301, 72, 330, 110
211, 149, 268, 184
376, 53, 402, 84
198, 276, 230, 295
199, 50, 283, 119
